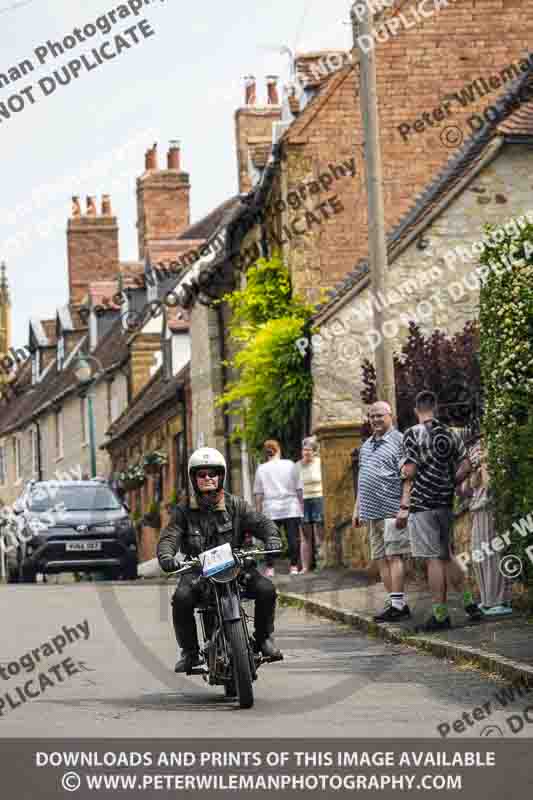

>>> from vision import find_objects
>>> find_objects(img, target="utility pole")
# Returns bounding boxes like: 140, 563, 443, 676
351, 3, 397, 417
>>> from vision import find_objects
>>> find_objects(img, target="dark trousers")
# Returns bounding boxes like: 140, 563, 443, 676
172, 569, 277, 653
266, 517, 301, 568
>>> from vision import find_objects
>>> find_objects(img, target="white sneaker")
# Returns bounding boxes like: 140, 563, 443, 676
289, 566, 299, 575
482, 605, 513, 617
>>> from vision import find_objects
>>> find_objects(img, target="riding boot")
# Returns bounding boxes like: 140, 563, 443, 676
172, 604, 202, 673
254, 583, 280, 658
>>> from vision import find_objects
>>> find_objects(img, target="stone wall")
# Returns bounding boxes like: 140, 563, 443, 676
314, 421, 365, 567
312, 146, 533, 426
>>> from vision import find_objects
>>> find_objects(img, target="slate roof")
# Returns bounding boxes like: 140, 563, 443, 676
177, 196, 240, 242
314, 63, 533, 321
105, 363, 189, 445
0, 315, 130, 437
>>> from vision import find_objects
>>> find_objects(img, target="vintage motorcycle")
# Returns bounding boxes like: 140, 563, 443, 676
170, 544, 283, 709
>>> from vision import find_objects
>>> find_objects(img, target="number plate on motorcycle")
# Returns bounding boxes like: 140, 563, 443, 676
200, 542, 235, 577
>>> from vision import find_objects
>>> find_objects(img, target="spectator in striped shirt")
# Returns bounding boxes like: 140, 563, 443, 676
398, 390, 483, 632
352, 401, 410, 622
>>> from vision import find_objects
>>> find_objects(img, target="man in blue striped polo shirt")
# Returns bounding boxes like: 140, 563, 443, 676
353, 401, 411, 622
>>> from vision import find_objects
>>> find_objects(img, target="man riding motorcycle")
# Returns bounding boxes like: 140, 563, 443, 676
157, 447, 283, 673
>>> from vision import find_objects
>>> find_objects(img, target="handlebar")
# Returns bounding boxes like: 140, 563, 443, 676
166, 548, 282, 577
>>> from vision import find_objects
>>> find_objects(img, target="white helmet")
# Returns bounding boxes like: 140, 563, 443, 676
188, 447, 226, 494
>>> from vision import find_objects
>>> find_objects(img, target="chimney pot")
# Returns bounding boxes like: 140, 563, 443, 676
86, 196, 97, 216
102, 194, 112, 215
266, 75, 280, 105
72, 196, 81, 218
244, 75, 256, 105
167, 140, 181, 170
145, 143, 158, 171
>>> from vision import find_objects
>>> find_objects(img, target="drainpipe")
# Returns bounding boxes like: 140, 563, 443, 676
181, 384, 190, 504
216, 305, 233, 494
32, 417, 43, 481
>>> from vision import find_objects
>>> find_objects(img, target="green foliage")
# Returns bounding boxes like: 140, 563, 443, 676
222, 254, 313, 342
218, 254, 315, 458
479, 218, 533, 605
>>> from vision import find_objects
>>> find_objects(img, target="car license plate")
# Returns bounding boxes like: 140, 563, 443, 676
200, 543, 235, 577
65, 541, 102, 552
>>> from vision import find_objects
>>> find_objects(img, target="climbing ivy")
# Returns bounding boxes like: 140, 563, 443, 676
217, 254, 315, 458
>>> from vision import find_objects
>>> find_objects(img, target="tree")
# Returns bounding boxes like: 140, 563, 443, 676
361, 321, 481, 433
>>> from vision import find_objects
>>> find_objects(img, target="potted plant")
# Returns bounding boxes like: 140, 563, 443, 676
143, 450, 168, 475
118, 463, 145, 491
143, 501, 161, 529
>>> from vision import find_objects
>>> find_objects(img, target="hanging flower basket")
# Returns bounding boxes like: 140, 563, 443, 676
143, 451, 168, 474
118, 463, 145, 491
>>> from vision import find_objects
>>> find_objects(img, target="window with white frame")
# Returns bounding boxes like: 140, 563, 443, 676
13, 436, 22, 482
81, 397, 87, 444
31, 349, 41, 384
0, 443, 6, 486
57, 336, 65, 370
106, 381, 112, 426
54, 409, 63, 459
110, 386, 120, 423
30, 427, 39, 477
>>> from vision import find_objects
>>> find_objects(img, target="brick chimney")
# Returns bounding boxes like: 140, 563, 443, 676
167, 140, 180, 169
266, 75, 280, 105
235, 77, 282, 194
136, 140, 191, 261
67, 196, 119, 305
245, 75, 256, 105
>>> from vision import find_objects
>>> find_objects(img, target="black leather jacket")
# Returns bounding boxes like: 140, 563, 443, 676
157, 491, 279, 566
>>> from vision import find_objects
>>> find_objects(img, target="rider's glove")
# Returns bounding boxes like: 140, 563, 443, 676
266, 536, 282, 552
160, 557, 175, 574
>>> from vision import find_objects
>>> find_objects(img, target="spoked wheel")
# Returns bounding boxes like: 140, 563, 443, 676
225, 620, 254, 709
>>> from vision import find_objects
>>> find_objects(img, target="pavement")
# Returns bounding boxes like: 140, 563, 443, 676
272, 564, 533, 686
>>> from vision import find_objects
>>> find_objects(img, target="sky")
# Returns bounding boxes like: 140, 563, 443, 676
0, 0, 352, 348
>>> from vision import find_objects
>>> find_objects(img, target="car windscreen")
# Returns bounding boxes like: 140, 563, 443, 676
27, 485, 122, 512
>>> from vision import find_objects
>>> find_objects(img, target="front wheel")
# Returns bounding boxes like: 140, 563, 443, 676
225, 620, 254, 709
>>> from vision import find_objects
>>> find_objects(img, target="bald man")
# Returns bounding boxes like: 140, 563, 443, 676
353, 401, 410, 621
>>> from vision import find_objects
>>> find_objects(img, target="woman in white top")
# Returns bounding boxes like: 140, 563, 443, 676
253, 439, 304, 578
296, 437, 324, 573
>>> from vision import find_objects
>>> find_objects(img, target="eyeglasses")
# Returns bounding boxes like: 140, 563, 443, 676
196, 469, 219, 480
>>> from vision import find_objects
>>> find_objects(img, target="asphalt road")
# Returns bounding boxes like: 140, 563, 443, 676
1, 582, 531, 738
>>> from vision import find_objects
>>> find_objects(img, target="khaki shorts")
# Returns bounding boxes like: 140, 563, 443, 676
368, 518, 410, 560
408, 508, 453, 560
